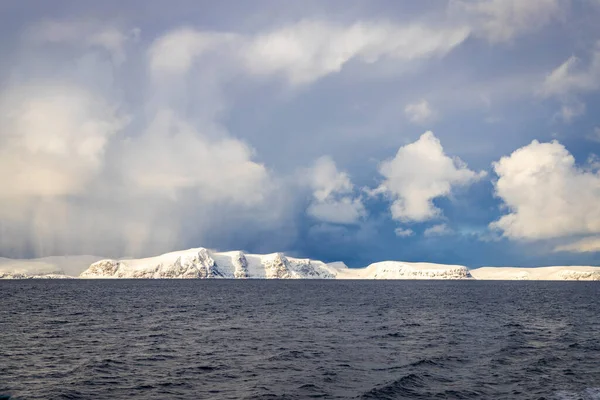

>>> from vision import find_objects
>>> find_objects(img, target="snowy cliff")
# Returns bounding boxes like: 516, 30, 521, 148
79, 248, 338, 279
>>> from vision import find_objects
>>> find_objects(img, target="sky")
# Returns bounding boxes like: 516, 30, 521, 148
1, 0, 600, 268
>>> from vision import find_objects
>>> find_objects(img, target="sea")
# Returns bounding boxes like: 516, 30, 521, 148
1, 280, 599, 399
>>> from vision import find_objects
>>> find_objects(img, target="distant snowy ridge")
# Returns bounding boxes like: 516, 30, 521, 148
0, 272, 75, 279
79, 248, 338, 279
336, 261, 472, 280
75, 253, 600, 280
0, 255, 102, 279
78, 249, 473, 280
1, 249, 600, 280
470, 266, 600, 281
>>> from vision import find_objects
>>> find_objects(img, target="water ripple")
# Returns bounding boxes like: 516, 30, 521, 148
0, 280, 599, 399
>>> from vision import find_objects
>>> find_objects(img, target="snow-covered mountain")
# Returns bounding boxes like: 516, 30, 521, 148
336, 261, 472, 279
78, 248, 478, 280
2, 249, 600, 280
80, 248, 339, 279
470, 266, 600, 281
76, 251, 600, 280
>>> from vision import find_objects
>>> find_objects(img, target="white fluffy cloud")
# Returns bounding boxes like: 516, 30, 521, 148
376, 131, 485, 222
0, 84, 127, 198
452, 0, 561, 43
491, 140, 600, 240
404, 99, 435, 125
148, 20, 470, 85
123, 110, 271, 206
306, 156, 365, 224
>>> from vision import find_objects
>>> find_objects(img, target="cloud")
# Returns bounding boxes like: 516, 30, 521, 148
307, 198, 367, 225
4, 6, 597, 270
242, 20, 470, 85
148, 20, 470, 85
122, 109, 271, 206
404, 99, 435, 125
554, 236, 600, 253
375, 131, 485, 222
541, 44, 600, 97
539, 43, 600, 120
148, 28, 236, 76
452, 0, 562, 43
424, 223, 453, 237
0, 97, 289, 258
0, 15, 473, 260
306, 156, 365, 224
0, 84, 127, 198
0, 19, 300, 259
491, 139, 600, 240
394, 227, 415, 237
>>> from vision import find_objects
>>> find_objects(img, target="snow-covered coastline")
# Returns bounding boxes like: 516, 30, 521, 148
470, 266, 600, 281
0, 255, 102, 279
1, 248, 599, 280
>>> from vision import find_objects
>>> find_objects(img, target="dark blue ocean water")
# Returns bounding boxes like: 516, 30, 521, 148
1, 280, 599, 399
